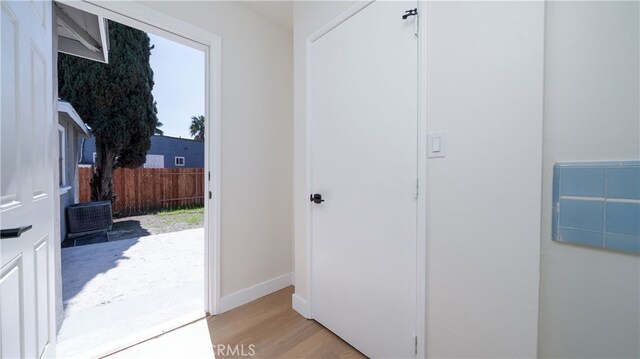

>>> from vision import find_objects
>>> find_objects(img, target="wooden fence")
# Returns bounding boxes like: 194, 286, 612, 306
79, 167, 205, 214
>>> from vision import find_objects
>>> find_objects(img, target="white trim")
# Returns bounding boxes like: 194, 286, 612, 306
416, 1, 427, 356
55, 4, 101, 52
291, 293, 310, 319
59, 186, 72, 195
304, 22, 314, 322
57, 100, 90, 137
57, 0, 222, 319
97, 14, 109, 63
305, 1, 427, 356
307, 1, 375, 43
174, 156, 185, 167
58, 124, 67, 187
219, 273, 293, 313
55, 3, 110, 64
58, 1, 211, 51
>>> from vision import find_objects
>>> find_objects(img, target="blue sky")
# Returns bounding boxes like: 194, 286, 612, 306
148, 33, 205, 139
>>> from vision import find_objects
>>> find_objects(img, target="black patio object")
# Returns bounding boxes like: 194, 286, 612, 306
66, 201, 113, 238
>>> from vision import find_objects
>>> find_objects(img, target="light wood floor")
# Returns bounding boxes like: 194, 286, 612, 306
207, 286, 365, 358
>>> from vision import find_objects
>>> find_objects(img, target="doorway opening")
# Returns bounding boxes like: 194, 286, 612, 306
52, 2, 220, 357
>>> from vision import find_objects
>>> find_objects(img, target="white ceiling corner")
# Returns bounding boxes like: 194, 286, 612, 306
240, 1, 293, 31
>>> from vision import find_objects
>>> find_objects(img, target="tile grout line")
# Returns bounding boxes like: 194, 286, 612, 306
557, 168, 562, 241
559, 195, 640, 204
602, 168, 608, 247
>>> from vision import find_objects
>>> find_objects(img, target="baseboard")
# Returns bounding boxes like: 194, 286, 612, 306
219, 272, 293, 313
291, 293, 311, 319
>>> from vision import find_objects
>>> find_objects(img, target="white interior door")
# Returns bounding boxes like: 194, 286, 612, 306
1, 1, 56, 358
309, 1, 418, 357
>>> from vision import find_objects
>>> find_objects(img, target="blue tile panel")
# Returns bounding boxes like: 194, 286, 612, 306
559, 199, 604, 231
553, 161, 640, 254
560, 228, 603, 247
605, 234, 640, 254
606, 202, 640, 236
559, 167, 606, 197
607, 167, 640, 200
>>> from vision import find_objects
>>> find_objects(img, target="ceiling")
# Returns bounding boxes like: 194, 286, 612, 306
241, 1, 293, 31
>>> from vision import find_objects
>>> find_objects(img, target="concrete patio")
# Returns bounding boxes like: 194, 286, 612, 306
57, 228, 205, 358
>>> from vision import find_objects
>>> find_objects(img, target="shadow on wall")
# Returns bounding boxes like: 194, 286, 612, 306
61, 238, 139, 309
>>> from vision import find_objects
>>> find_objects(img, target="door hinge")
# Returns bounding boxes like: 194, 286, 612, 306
208, 171, 211, 181
209, 191, 212, 199
414, 335, 418, 355
415, 179, 419, 199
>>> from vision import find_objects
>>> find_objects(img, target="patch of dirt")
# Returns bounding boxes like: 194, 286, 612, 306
108, 207, 204, 241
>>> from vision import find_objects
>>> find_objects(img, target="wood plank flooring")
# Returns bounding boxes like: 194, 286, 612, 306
207, 286, 365, 358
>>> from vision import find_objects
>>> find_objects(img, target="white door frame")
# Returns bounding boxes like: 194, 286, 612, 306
56, 0, 222, 315
304, 1, 427, 356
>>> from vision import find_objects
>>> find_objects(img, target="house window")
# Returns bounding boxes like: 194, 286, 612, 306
175, 156, 185, 166
144, 154, 165, 169
58, 125, 66, 187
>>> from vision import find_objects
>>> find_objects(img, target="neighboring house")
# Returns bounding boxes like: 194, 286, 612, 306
57, 101, 91, 240
79, 135, 204, 168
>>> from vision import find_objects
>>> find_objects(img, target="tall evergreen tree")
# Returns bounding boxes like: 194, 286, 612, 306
59, 21, 158, 201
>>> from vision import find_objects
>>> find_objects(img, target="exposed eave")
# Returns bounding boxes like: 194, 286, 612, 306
58, 100, 91, 138
55, 2, 109, 63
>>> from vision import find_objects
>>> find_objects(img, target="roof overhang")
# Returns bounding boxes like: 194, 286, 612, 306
58, 100, 91, 138
55, 2, 109, 63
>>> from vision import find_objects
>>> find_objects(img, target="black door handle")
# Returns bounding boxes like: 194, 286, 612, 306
310, 194, 325, 204
1, 225, 33, 239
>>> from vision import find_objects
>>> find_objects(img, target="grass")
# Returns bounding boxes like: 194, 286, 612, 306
110, 205, 204, 241
156, 207, 204, 226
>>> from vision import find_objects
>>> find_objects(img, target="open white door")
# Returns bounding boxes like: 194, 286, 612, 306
308, 1, 418, 357
1, 1, 56, 358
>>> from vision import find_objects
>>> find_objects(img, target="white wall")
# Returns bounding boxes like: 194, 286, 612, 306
136, 1, 294, 298
539, 2, 640, 358
293, 1, 544, 357
423, 2, 544, 357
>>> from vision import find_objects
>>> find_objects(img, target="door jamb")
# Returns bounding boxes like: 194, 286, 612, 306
304, 0, 427, 356
55, 0, 222, 316
416, 1, 427, 357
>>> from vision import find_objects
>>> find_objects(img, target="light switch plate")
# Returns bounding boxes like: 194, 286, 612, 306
428, 131, 446, 158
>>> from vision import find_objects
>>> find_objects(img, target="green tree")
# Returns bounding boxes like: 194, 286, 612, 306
155, 119, 164, 135
154, 101, 164, 135
58, 21, 158, 201
189, 115, 205, 141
